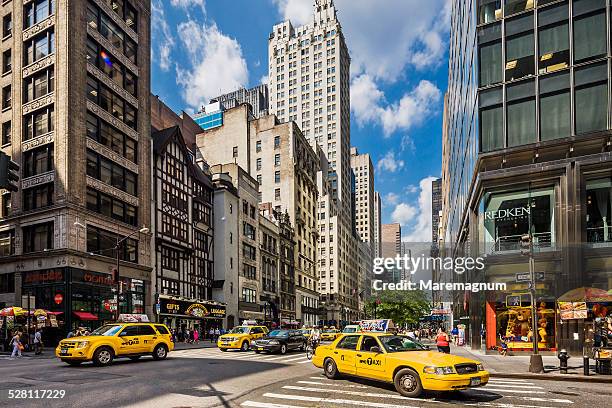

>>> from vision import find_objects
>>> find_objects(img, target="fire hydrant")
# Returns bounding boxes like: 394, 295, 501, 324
558, 349, 570, 374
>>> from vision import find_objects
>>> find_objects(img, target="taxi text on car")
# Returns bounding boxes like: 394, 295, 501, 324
56, 323, 174, 366
311, 332, 489, 397
217, 325, 269, 351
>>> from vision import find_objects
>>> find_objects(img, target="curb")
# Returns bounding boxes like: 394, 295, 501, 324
490, 372, 612, 383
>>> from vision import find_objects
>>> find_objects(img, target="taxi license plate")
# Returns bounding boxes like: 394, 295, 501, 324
470, 377, 481, 386
257, 347, 263, 351
60, 348, 68, 354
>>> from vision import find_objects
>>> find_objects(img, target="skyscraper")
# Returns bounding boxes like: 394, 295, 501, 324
210, 84, 270, 119
0, 0, 152, 327
268, 0, 360, 323
373, 191, 382, 258
350, 148, 375, 249
445, 0, 612, 353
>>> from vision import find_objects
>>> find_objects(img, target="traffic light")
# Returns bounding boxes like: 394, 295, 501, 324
112, 267, 119, 283
520, 234, 531, 256
0, 151, 19, 192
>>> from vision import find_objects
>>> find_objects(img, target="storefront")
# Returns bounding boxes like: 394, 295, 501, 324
21, 268, 146, 345
157, 295, 226, 336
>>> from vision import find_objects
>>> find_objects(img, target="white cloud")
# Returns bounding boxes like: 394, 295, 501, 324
391, 203, 418, 225
260, 75, 270, 85
271, 0, 313, 26
405, 185, 418, 194
384, 192, 400, 207
176, 20, 249, 110
351, 75, 441, 136
402, 176, 438, 242
376, 150, 405, 173
152, 1, 175, 71
170, 0, 205, 10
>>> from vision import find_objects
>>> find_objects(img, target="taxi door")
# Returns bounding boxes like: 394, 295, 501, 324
333, 335, 359, 375
355, 335, 387, 381
250, 327, 266, 340
117, 325, 142, 354
138, 324, 158, 352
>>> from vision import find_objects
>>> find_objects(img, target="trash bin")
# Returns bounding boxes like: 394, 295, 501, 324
597, 359, 611, 375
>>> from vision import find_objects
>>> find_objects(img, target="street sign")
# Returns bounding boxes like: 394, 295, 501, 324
516, 272, 545, 282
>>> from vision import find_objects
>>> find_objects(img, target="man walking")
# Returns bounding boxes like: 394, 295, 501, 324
34, 328, 43, 355
209, 327, 215, 343
214, 327, 220, 342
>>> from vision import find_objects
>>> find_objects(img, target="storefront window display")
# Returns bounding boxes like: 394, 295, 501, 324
586, 178, 612, 244
481, 187, 555, 254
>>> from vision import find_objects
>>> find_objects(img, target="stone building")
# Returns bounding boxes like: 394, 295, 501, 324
0, 0, 152, 335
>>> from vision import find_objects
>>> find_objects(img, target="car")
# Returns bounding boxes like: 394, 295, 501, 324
56, 323, 174, 367
217, 325, 269, 351
299, 328, 312, 340
320, 328, 341, 341
342, 324, 361, 334
311, 332, 489, 397
252, 329, 307, 354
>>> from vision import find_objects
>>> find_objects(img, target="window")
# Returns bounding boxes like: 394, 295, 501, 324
478, 0, 501, 24
243, 222, 256, 240
2, 85, 10, 110
86, 38, 137, 96
275, 188, 281, 200
506, 79, 536, 147
575, 62, 608, 134
337, 335, 359, 350
478, 23, 502, 87
537, 3, 569, 74
23, 183, 54, 211
1, 193, 10, 217
23, 144, 53, 177
2, 14, 11, 38
161, 278, 179, 295
87, 75, 137, 130
256, 158, 261, 170
241, 288, 256, 303
86, 187, 137, 225
86, 113, 137, 162
24, 30, 55, 65
87, 149, 138, 195
256, 140, 261, 152
0, 273, 15, 293
23, 106, 54, 140
243, 243, 256, 260
243, 264, 256, 279
2, 49, 10, 74
23, 222, 54, 253
86, 225, 138, 262
1, 121, 9, 145
479, 87, 503, 151
274, 136, 280, 148
161, 246, 180, 271
24, 67, 54, 103
0, 230, 14, 256
586, 178, 612, 243
24, 0, 55, 29
539, 72, 570, 141
505, 13, 534, 81
573, 0, 606, 64
232, 146, 238, 158
505, 0, 533, 16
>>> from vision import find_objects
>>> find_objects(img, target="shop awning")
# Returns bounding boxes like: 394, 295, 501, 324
73, 311, 98, 321
47, 311, 64, 315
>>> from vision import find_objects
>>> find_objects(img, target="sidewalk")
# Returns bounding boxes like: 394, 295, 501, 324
451, 344, 612, 383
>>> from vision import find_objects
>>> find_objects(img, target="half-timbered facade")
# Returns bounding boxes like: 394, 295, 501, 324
152, 126, 217, 331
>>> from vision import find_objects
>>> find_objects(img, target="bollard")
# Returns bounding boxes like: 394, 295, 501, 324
583, 356, 589, 376
558, 349, 570, 374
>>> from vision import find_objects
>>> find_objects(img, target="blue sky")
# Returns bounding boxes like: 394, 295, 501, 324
151, 0, 450, 241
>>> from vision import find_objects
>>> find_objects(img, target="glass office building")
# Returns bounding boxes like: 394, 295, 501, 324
445, 0, 612, 353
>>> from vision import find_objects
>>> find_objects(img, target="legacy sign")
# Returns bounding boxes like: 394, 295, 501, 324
158, 297, 226, 319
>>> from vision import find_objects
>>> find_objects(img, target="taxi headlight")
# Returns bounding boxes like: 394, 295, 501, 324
477, 364, 485, 372
269, 340, 280, 345
77, 341, 89, 349
250, 340, 256, 346
423, 366, 455, 375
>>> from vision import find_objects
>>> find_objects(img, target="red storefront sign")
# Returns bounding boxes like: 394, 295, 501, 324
54, 293, 63, 305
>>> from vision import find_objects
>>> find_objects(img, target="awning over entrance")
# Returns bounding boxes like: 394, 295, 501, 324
73, 311, 98, 321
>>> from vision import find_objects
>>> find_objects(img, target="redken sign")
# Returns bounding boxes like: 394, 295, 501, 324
484, 206, 530, 221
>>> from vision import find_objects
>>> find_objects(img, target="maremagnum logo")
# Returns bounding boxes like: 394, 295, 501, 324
484, 206, 530, 221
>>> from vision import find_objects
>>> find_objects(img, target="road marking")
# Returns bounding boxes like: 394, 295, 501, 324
242, 402, 304, 408
521, 396, 573, 404
464, 402, 555, 408
479, 387, 545, 394
297, 359, 314, 364
487, 378, 533, 383
281, 356, 310, 362
482, 384, 544, 389
281, 385, 441, 403
296, 380, 369, 388
263, 392, 421, 408
488, 379, 535, 385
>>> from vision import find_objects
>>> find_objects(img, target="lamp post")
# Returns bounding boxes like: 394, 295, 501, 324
114, 226, 149, 320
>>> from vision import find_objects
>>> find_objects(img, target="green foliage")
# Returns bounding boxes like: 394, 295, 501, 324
364, 290, 430, 326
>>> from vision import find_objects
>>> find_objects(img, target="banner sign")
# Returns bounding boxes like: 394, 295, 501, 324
158, 297, 226, 319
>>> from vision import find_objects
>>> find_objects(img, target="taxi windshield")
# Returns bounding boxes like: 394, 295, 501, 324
343, 327, 358, 333
300, 329, 310, 334
268, 330, 290, 337
230, 327, 250, 334
90, 325, 123, 336
379, 335, 425, 352
323, 329, 337, 333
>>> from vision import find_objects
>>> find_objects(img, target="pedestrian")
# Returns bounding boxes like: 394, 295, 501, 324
10, 331, 23, 359
209, 327, 215, 343
214, 327, 220, 342
436, 328, 451, 354
193, 328, 199, 344
189, 328, 194, 344
34, 328, 43, 355
451, 326, 459, 345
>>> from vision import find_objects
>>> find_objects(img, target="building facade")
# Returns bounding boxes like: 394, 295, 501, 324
259, 210, 281, 324
269, 0, 361, 324
445, 0, 612, 353
0, 0, 152, 339
211, 84, 270, 119
373, 191, 382, 259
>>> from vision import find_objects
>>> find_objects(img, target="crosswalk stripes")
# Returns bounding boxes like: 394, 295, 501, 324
170, 347, 313, 365
241, 375, 579, 408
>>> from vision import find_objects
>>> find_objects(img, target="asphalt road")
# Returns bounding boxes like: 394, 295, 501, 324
0, 347, 608, 408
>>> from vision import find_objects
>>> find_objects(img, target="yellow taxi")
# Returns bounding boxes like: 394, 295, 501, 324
312, 332, 489, 397
56, 323, 174, 366
217, 325, 269, 351
320, 327, 342, 341
299, 328, 312, 340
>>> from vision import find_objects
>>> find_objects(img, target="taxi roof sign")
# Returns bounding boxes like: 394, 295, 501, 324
358, 319, 395, 333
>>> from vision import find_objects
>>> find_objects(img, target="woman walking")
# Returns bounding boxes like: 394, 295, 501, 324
436, 327, 451, 354
10, 331, 22, 359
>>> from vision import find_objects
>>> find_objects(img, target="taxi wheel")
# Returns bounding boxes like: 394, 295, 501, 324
394, 368, 423, 398
324, 358, 340, 379
93, 347, 114, 367
241, 341, 250, 352
153, 344, 168, 360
